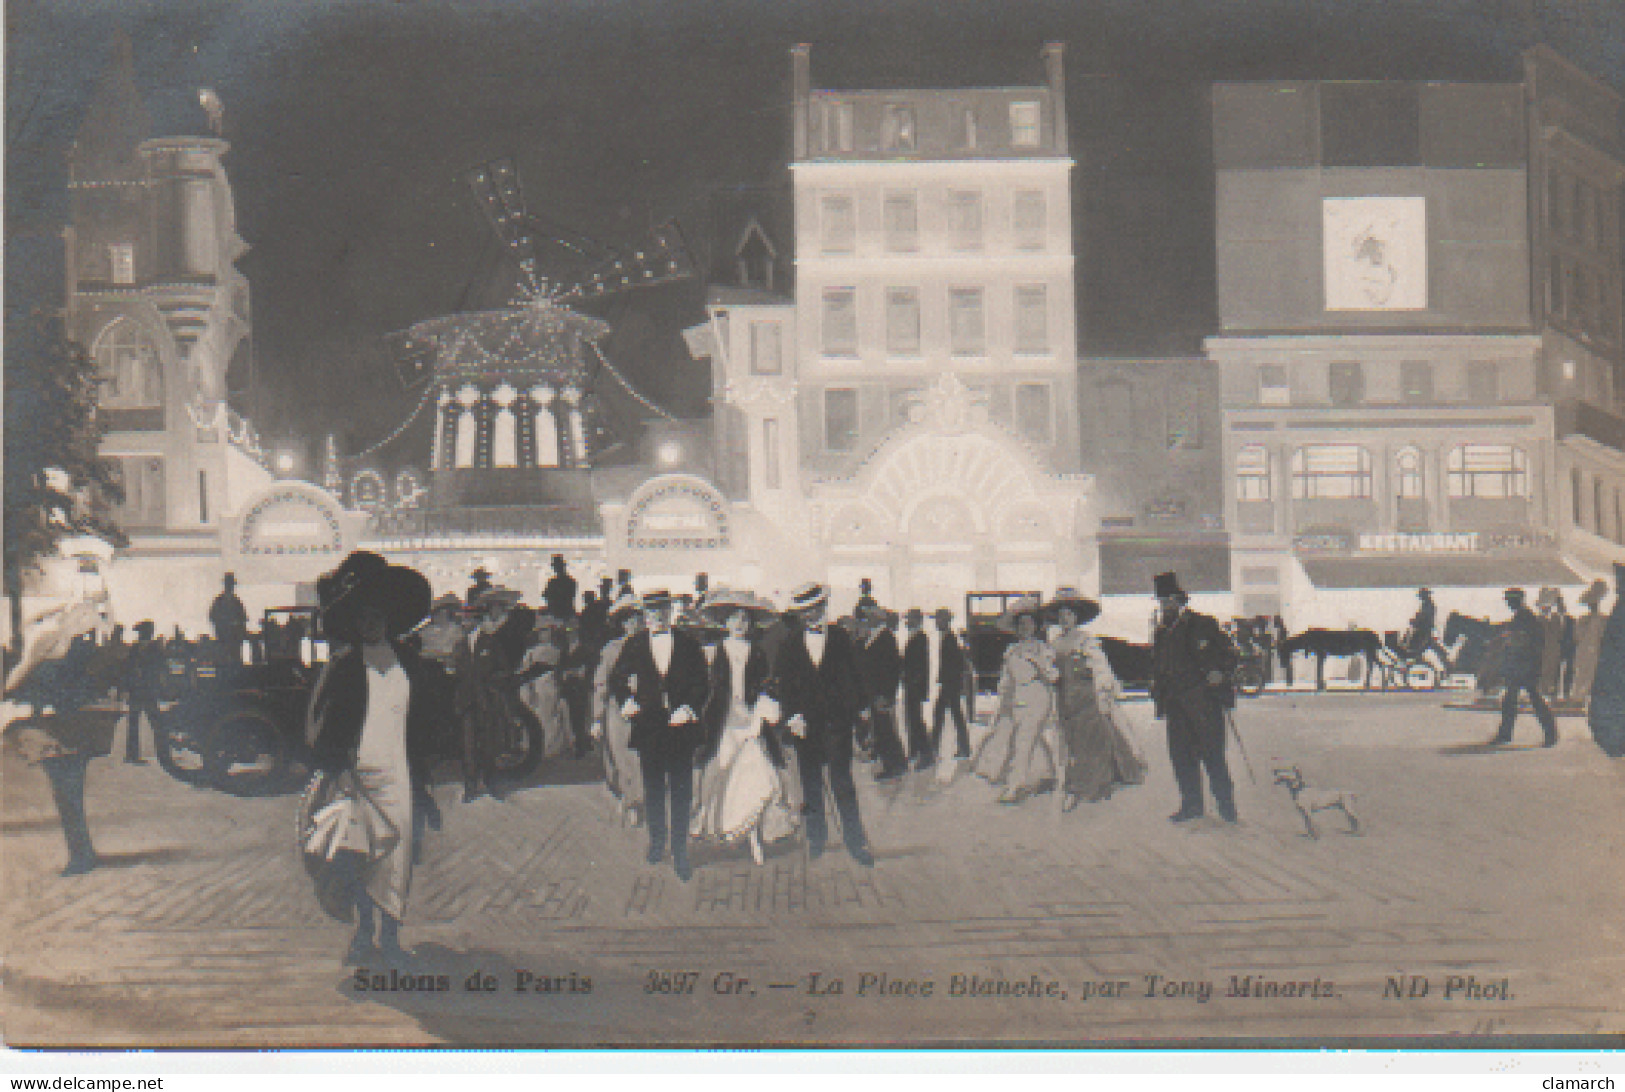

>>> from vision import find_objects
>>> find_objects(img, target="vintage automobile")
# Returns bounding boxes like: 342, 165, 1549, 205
156, 608, 543, 795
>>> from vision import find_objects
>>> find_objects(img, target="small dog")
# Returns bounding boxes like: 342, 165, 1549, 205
1272, 765, 1360, 839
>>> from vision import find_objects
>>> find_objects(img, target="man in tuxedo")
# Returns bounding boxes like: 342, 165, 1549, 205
452, 587, 521, 802
900, 608, 934, 769
855, 603, 907, 781
608, 591, 709, 881
1150, 571, 1240, 823
775, 582, 875, 866
542, 554, 578, 620
928, 607, 970, 760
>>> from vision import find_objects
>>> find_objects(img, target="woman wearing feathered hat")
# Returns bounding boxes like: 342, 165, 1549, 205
690, 591, 796, 865
304, 551, 434, 964
1047, 586, 1145, 812
972, 597, 1060, 804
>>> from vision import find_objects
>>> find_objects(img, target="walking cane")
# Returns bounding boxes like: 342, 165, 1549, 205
1223, 707, 1258, 785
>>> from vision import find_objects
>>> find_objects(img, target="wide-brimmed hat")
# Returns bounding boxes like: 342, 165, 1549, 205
476, 586, 523, 612
607, 590, 642, 621
997, 596, 1045, 635
932, 607, 955, 623
856, 600, 898, 628
133, 620, 156, 638
1535, 585, 1559, 609
640, 589, 675, 612
469, 566, 492, 580
788, 581, 830, 615
700, 589, 778, 626
320, 551, 432, 641
1044, 586, 1101, 626
431, 592, 462, 614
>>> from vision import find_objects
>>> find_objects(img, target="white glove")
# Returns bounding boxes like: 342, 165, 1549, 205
620, 698, 640, 718
589, 720, 604, 741
787, 713, 807, 738
755, 694, 781, 723
669, 705, 697, 727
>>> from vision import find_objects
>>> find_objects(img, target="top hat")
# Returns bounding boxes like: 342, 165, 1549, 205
1504, 587, 1526, 604
1044, 587, 1102, 626
788, 581, 830, 615
904, 607, 925, 625
1153, 571, 1186, 600
469, 566, 492, 580
1418, 587, 1433, 599
932, 607, 955, 622
133, 620, 156, 638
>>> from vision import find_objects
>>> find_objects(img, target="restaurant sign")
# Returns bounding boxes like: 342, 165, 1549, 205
1294, 530, 1560, 555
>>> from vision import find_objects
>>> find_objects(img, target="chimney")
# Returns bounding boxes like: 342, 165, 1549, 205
1041, 42, 1067, 154
791, 44, 811, 160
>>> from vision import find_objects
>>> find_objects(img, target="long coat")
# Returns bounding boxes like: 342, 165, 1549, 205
775, 622, 863, 764
1501, 606, 1545, 684
608, 628, 710, 760
856, 629, 902, 708
307, 643, 437, 791
1588, 597, 1625, 757
1150, 608, 1238, 718
901, 630, 930, 702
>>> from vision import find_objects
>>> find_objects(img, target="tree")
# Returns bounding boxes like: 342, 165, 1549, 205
3, 308, 125, 655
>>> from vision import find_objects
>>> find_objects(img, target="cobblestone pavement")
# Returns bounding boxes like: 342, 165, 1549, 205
4, 693, 1623, 1047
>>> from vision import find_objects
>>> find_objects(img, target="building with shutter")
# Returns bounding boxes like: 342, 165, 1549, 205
1208, 47, 1623, 627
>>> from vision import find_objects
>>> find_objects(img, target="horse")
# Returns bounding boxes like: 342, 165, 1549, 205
1279, 628, 1383, 691
1442, 611, 1506, 693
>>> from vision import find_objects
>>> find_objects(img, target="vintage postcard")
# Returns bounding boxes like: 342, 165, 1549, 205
4, 0, 1624, 1052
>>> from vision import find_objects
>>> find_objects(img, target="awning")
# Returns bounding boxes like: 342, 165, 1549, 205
1300, 556, 1583, 590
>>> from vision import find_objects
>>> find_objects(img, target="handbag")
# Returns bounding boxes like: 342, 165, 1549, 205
298, 770, 399, 864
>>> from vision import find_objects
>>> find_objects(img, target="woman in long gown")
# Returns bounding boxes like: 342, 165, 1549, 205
1046, 591, 1146, 813
1587, 564, 1625, 758
1569, 579, 1609, 704
972, 601, 1061, 804
691, 599, 795, 865
591, 592, 644, 825
307, 556, 434, 965
518, 619, 573, 759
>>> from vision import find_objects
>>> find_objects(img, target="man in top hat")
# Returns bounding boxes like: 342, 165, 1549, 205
900, 607, 934, 768
1493, 587, 1557, 746
543, 554, 578, 621
466, 567, 494, 607
608, 590, 710, 880
1150, 571, 1241, 823
855, 602, 908, 781
775, 581, 875, 865
928, 607, 971, 761
452, 586, 524, 801
122, 621, 163, 764
209, 572, 248, 669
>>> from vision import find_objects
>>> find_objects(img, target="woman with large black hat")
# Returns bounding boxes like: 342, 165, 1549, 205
305, 551, 434, 964
1587, 563, 1625, 758
1045, 587, 1146, 812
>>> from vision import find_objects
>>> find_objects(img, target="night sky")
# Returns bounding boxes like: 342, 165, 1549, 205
8, 0, 1624, 454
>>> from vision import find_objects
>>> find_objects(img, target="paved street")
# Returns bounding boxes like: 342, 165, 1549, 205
4, 692, 1623, 1047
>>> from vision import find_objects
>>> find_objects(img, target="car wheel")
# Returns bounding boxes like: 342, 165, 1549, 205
206, 707, 291, 795
153, 714, 213, 787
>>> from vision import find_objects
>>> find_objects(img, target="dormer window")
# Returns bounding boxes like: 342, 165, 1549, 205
1009, 101, 1041, 147
881, 104, 917, 152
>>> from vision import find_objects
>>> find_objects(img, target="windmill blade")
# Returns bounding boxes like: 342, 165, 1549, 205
554, 219, 696, 302
383, 327, 438, 392
468, 158, 540, 277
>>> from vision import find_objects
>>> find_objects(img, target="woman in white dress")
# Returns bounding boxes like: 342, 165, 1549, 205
973, 601, 1061, 804
308, 556, 434, 965
691, 598, 795, 865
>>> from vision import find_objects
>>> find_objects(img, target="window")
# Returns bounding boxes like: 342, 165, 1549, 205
1447, 444, 1528, 498
881, 104, 917, 152
1396, 447, 1425, 500
885, 288, 921, 355
114, 456, 165, 526
1328, 361, 1365, 406
946, 190, 983, 251
1014, 383, 1053, 445
92, 319, 163, 409
1467, 361, 1500, 404
198, 470, 209, 524
824, 388, 859, 452
1012, 190, 1046, 250
948, 288, 985, 356
1014, 285, 1048, 354
820, 194, 855, 253
1291, 445, 1374, 500
821, 99, 854, 152
762, 418, 780, 489
109, 244, 135, 285
749, 322, 781, 375
1236, 445, 1271, 501
821, 288, 858, 356
1098, 382, 1133, 453
1009, 100, 1041, 147
1258, 365, 1290, 406
959, 106, 978, 150
1401, 360, 1434, 403
883, 191, 919, 252
1165, 383, 1203, 450
1573, 467, 1584, 525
